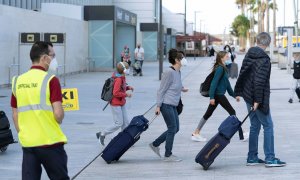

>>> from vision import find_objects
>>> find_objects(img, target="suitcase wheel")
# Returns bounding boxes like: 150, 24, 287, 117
203, 166, 209, 171
0, 145, 8, 152
106, 161, 112, 164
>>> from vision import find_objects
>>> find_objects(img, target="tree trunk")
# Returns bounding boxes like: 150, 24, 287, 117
266, 0, 269, 32
273, 0, 277, 46
257, 4, 261, 33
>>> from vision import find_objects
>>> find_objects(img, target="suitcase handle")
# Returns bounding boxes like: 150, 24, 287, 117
241, 107, 254, 125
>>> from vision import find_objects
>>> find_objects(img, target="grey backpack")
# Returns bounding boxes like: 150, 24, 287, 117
101, 77, 115, 102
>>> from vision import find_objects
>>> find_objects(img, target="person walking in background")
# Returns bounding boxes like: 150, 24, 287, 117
149, 49, 188, 162
224, 45, 233, 74
134, 43, 144, 76
96, 62, 134, 146
288, 52, 300, 103
121, 45, 131, 66
234, 32, 286, 167
209, 46, 215, 57
11, 41, 69, 180
191, 51, 247, 142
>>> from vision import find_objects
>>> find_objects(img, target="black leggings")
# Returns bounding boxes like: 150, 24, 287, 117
203, 95, 244, 140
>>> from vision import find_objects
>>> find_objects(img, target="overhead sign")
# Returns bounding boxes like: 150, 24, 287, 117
62, 88, 79, 111
20, 33, 41, 43
44, 33, 64, 44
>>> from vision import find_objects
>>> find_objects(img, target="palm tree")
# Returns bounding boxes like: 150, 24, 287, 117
231, 15, 250, 50
248, 0, 276, 33
235, 0, 247, 15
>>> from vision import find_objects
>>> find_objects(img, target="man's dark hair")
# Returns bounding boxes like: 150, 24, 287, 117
30, 41, 53, 63
168, 48, 183, 65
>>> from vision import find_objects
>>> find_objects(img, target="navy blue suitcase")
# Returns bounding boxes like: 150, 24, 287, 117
195, 133, 230, 170
101, 115, 150, 164
195, 112, 252, 170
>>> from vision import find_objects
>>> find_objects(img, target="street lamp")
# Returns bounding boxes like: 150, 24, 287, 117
194, 11, 201, 36
184, 0, 186, 36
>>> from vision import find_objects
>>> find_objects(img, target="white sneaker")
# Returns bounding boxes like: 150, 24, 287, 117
241, 132, 249, 142
191, 134, 207, 142
163, 155, 182, 162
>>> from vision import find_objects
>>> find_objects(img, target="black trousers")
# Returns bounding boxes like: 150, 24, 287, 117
22, 144, 69, 180
203, 95, 244, 139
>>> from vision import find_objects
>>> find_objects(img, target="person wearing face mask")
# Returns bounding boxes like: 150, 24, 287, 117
191, 51, 248, 142
179, 50, 188, 66
134, 43, 144, 76
10, 41, 69, 180
288, 52, 300, 103
96, 62, 134, 145
149, 49, 188, 162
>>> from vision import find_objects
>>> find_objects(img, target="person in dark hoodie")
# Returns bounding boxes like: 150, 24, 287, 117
234, 32, 286, 167
96, 62, 134, 145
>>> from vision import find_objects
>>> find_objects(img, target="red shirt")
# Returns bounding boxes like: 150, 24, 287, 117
110, 72, 132, 106
11, 66, 62, 108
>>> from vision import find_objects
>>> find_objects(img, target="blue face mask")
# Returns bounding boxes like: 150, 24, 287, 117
225, 60, 231, 65
295, 60, 300, 63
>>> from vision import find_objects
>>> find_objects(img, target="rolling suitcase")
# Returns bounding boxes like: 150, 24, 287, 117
0, 111, 16, 152
101, 115, 155, 164
296, 87, 300, 99
195, 111, 252, 170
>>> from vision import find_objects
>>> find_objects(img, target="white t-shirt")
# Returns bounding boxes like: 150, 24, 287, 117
134, 47, 144, 60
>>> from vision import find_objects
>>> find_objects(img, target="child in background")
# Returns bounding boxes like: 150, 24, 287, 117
288, 52, 300, 103
96, 62, 134, 145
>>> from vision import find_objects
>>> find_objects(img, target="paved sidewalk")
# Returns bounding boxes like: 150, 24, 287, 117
0, 54, 299, 180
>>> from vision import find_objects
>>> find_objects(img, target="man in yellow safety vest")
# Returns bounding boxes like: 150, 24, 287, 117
11, 41, 69, 180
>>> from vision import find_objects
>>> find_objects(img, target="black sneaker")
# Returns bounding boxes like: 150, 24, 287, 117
288, 99, 293, 103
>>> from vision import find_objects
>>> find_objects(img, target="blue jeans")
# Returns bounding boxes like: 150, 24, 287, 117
246, 103, 275, 161
152, 103, 179, 157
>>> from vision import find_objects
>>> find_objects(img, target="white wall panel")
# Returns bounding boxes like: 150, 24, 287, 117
0, 4, 88, 85
114, 0, 155, 23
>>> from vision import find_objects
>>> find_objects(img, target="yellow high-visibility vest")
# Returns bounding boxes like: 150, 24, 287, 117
12, 69, 67, 147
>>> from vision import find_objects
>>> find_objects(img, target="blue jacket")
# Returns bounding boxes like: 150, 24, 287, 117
209, 65, 234, 99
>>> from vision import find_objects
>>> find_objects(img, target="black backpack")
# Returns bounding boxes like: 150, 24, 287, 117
293, 61, 300, 79
200, 68, 225, 97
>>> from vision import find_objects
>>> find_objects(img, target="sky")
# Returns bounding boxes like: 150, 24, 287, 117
162, 0, 296, 35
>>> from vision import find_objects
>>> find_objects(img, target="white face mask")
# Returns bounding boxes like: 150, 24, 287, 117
49, 58, 58, 72
124, 68, 130, 75
181, 58, 188, 66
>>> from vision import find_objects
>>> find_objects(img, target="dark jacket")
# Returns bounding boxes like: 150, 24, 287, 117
293, 61, 300, 79
234, 46, 271, 114
209, 65, 234, 99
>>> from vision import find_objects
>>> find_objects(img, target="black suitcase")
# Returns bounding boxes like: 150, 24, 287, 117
101, 115, 154, 164
0, 129, 14, 149
195, 112, 252, 170
0, 111, 16, 152
296, 87, 300, 99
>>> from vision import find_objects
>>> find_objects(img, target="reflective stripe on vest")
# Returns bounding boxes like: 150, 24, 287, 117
13, 73, 53, 112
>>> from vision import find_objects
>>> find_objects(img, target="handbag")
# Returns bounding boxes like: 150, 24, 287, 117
177, 98, 183, 115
